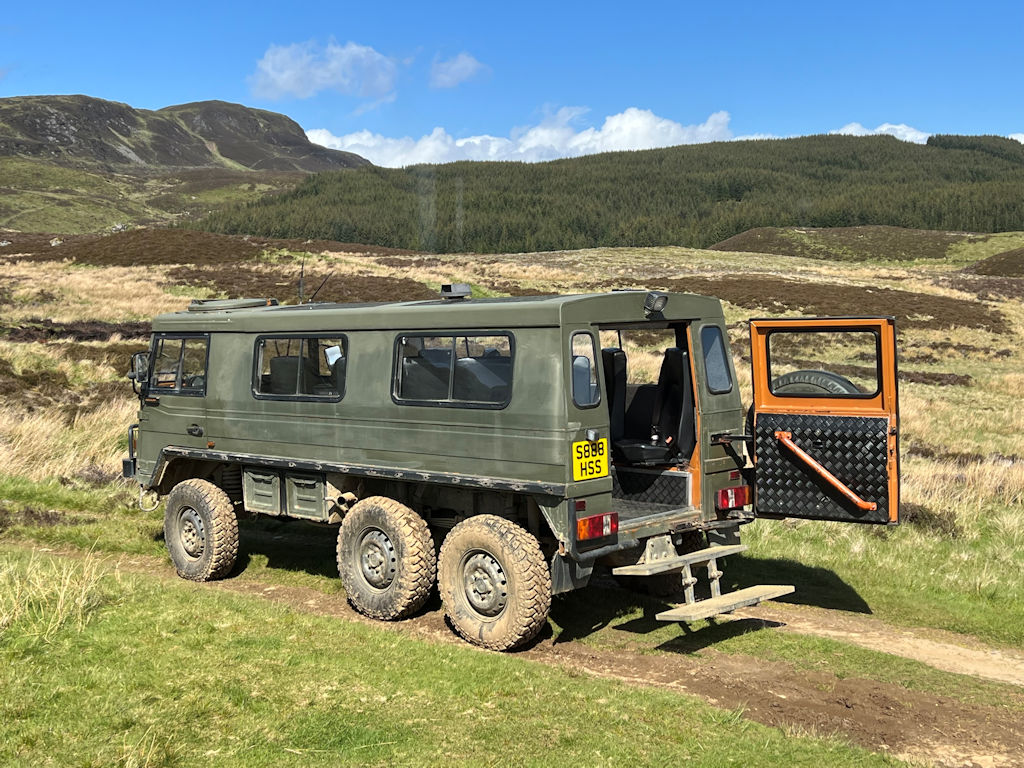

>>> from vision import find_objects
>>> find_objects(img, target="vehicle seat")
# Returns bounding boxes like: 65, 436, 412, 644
601, 348, 626, 442
401, 355, 449, 400
269, 355, 300, 394
453, 358, 509, 402
614, 348, 695, 465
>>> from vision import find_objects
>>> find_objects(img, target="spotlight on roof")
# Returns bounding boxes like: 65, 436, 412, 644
643, 291, 669, 317
440, 283, 472, 301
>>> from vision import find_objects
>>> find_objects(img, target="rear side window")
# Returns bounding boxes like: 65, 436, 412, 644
700, 325, 733, 394
253, 336, 347, 400
394, 333, 513, 407
570, 331, 600, 408
151, 335, 209, 395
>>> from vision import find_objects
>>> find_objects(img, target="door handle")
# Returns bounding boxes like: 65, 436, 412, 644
774, 431, 877, 511
187, 424, 204, 437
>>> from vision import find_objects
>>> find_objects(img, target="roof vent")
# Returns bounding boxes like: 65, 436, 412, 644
187, 298, 279, 312
440, 283, 472, 301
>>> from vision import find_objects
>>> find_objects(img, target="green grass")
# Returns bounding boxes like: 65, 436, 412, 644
946, 231, 1024, 266
0, 157, 303, 234
2, 477, 1020, 717
0, 547, 904, 768
738, 518, 1024, 648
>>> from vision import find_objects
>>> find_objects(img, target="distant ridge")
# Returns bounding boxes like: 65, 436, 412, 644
191, 134, 1024, 253
0, 95, 369, 172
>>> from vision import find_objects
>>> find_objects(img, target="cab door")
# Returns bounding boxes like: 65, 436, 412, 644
136, 333, 211, 468
749, 317, 899, 525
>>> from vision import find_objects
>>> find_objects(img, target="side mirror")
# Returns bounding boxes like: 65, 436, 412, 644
128, 352, 149, 394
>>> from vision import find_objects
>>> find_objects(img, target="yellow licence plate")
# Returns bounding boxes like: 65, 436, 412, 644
572, 438, 609, 481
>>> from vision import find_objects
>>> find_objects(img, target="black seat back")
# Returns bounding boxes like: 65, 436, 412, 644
651, 348, 696, 459
601, 348, 626, 442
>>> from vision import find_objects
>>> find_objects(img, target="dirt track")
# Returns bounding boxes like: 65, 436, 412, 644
36, 540, 1022, 768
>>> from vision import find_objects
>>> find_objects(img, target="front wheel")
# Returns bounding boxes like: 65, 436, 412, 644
337, 496, 436, 620
438, 515, 551, 651
164, 479, 239, 581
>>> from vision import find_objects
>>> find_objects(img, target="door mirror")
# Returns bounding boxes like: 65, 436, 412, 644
127, 351, 149, 393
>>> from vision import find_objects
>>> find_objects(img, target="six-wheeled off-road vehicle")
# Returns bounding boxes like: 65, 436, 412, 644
124, 288, 899, 650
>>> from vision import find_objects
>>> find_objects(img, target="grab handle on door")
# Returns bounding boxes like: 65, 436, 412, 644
187, 424, 204, 437
774, 430, 877, 511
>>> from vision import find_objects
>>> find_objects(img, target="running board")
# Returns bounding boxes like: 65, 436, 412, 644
656, 585, 795, 623
611, 544, 747, 577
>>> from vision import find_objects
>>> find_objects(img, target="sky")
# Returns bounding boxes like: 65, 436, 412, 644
1, 0, 1022, 167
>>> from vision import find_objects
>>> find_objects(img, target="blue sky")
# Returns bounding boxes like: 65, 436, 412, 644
2, 0, 1022, 166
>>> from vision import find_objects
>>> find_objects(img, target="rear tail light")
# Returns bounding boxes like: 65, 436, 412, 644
577, 512, 619, 540
716, 485, 751, 511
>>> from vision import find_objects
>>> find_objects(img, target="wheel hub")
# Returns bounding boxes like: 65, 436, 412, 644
359, 529, 396, 589
177, 507, 205, 558
463, 552, 507, 617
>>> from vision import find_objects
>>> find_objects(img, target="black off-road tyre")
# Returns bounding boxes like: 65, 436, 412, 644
438, 515, 551, 651
337, 496, 436, 621
164, 479, 239, 582
770, 369, 862, 396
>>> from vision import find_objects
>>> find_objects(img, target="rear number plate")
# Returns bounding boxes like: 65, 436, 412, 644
572, 439, 609, 481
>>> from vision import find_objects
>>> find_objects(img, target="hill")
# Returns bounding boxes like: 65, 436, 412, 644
192, 134, 1024, 253
0, 95, 368, 172
0, 95, 371, 233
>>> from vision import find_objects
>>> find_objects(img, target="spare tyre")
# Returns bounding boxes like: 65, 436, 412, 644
746, 370, 862, 457
769, 369, 862, 396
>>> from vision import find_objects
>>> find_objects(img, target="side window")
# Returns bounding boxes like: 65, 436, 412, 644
767, 330, 879, 397
150, 335, 208, 395
700, 325, 733, 394
254, 336, 347, 400
394, 333, 513, 407
180, 338, 208, 392
153, 337, 183, 389
571, 331, 600, 408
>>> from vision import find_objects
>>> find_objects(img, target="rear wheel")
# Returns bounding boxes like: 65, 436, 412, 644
337, 496, 435, 620
164, 479, 238, 581
438, 515, 551, 651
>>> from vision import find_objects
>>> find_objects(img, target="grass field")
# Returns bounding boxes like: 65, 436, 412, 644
1, 546, 915, 768
2, 225, 1024, 765
0, 158, 305, 232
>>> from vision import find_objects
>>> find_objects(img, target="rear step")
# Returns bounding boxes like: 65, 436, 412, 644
612, 544, 793, 623
655, 585, 795, 623
611, 544, 748, 577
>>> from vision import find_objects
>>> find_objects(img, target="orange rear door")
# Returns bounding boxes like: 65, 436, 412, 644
749, 317, 899, 525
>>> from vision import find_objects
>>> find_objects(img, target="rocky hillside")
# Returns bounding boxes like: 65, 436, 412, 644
0, 95, 368, 172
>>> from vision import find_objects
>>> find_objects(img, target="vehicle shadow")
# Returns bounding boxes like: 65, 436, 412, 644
548, 577, 780, 652
231, 518, 340, 580
725, 554, 872, 614
547, 553, 871, 649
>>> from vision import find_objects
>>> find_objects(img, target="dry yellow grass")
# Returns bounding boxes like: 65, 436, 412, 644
2, 242, 1022, 528
2, 260, 188, 323
0, 398, 137, 481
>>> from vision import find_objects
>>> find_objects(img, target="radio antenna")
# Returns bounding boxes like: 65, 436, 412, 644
298, 255, 306, 303
309, 271, 334, 302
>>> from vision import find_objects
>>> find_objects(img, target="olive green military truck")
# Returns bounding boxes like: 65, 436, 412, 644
124, 288, 900, 650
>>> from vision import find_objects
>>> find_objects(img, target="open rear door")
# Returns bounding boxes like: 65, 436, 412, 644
750, 317, 899, 525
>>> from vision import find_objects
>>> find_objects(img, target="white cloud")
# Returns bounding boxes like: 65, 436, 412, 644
430, 53, 486, 89
831, 121, 930, 143
307, 107, 734, 167
1010, 133, 1024, 144
249, 40, 397, 101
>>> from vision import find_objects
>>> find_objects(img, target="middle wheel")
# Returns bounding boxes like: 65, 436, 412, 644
438, 515, 552, 651
337, 496, 436, 620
